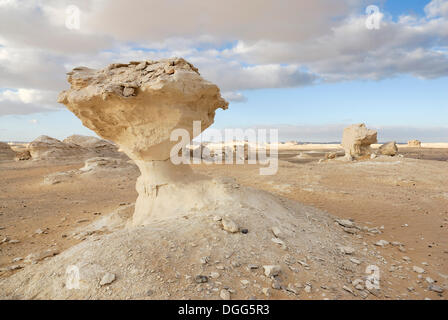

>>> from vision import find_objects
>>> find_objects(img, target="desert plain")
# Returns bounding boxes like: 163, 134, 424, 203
1, 136, 447, 300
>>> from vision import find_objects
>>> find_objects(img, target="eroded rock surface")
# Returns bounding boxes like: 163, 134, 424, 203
0, 142, 15, 161
58, 58, 228, 224
408, 140, 422, 147
341, 124, 377, 159
58, 58, 228, 161
378, 142, 398, 156
28, 135, 86, 160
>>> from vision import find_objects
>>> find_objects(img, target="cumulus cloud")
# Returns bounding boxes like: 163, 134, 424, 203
0, 88, 60, 115
1, 0, 448, 117
222, 92, 248, 103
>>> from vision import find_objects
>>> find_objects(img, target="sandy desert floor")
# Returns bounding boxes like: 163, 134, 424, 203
0, 144, 447, 300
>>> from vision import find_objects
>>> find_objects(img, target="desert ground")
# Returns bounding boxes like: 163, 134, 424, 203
1, 139, 447, 300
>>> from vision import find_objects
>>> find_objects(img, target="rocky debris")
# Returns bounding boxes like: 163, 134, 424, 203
335, 219, 355, 228
428, 284, 444, 294
378, 142, 398, 156
43, 171, 76, 185
412, 266, 425, 274
263, 265, 281, 277
338, 246, 355, 255
375, 240, 390, 247
325, 152, 338, 160
0, 190, 384, 299
99, 272, 116, 286
58, 57, 228, 225
341, 124, 377, 159
14, 150, 31, 161
194, 275, 209, 283
271, 226, 282, 238
350, 258, 361, 265
425, 277, 435, 284
407, 140, 421, 147
0, 142, 16, 161
220, 289, 231, 300
222, 218, 239, 233
352, 279, 364, 290
79, 157, 135, 173
24, 249, 59, 264
262, 288, 271, 297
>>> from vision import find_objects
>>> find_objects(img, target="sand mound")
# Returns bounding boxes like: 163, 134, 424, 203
0, 142, 16, 161
0, 184, 378, 300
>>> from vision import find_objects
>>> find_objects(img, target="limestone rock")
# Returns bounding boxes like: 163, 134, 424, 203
263, 265, 281, 277
14, 150, 31, 161
407, 140, 421, 147
58, 58, 228, 224
222, 218, 239, 233
341, 124, 377, 159
28, 135, 86, 160
99, 272, 116, 286
58, 58, 228, 162
79, 157, 135, 173
378, 142, 398, 156
0, 142, 16, 161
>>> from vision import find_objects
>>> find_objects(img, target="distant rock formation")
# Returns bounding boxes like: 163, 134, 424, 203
25, 135, 124, 161
58, 58, 228, 224
378, 141, 398, 156
407, 140, 422, 147
341, 124, 377, 159
63, 135, 121, 158
28, 135, 87, 160
14, 150, 31, 161
0, 142, 16, 161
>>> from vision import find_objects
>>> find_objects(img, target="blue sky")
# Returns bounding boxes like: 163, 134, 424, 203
1, 0, 447, 142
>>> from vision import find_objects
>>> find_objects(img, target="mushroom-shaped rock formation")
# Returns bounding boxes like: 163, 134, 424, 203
58, 58, 228, 225
341, 124, 377, 159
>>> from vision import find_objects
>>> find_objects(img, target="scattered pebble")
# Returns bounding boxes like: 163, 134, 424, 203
220, 289, 231, 300
428, 284, 444, 294
263, 265, 281, 277
412, 266, 425, 274
194, 275, 209, 283
339, 246, 355, 255
99, 272, 116, 286
221, 218, 239, 233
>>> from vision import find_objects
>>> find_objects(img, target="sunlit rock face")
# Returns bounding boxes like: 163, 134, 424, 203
58, 58, 228, 161
58, 58, 228, 225
341, 124, 377, 159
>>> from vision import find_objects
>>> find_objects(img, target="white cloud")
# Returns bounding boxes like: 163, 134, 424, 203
0, 0, 448, 117
0, 88, 60, 115
425, 0, 448, 17
222, 92, 248, 103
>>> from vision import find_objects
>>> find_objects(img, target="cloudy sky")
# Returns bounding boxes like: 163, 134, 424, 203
0, 0, 447, 142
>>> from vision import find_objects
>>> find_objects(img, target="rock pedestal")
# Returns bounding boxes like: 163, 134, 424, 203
58, 58, 228, 225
